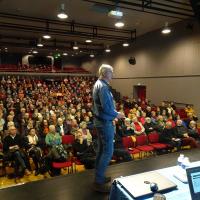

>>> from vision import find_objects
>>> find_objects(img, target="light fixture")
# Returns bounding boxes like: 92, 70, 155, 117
33, 50, 38, 54
37, 38, 43, 47
57, 3, 68, 19
85, 39, 92, 43
115, 21, 125, 28
105, 45, 111, 53
43, 34, 51, 39
90, 54, 95, 58
73, 42, 79, 50
123, 42, 129, 47
108, 9, 123, 18
63, 53, 68, 56
162, 22, 171, 34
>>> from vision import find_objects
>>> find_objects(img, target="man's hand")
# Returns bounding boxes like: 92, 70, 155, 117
117, 112, 125, 119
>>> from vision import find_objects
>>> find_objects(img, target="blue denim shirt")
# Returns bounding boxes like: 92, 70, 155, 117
92, 79, 118, 125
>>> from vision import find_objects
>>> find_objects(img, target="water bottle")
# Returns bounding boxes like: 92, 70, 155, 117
177, 154, 184, 167
182, 157, 191, 170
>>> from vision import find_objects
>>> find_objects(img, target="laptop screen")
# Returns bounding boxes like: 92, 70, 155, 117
186, 166, 200, 200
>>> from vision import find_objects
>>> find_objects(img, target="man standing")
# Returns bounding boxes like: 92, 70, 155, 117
92, 64, 125, 193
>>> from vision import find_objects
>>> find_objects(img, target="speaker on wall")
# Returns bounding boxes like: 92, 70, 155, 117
129, 57, 136, 65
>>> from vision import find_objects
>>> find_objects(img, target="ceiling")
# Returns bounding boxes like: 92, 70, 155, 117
0, 0, 195, 57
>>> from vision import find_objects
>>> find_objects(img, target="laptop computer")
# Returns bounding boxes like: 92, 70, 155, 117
186, 166, 200, 200
116, 171, 177, 199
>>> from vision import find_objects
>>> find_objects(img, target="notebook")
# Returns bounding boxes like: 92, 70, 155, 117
116, 171, 177, 199
186, 166, 200, 200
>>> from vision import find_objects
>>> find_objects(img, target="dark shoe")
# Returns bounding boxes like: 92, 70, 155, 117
92, 182, 111, 193
104, 176, 111, 183
35, 169, 40, 176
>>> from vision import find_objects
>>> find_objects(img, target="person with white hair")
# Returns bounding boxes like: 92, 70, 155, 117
3, 125, 31, 176
92, 64, 125, 193
159, 121, 181, 151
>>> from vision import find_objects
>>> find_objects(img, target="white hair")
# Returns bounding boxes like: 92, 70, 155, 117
98, 64, 113, 77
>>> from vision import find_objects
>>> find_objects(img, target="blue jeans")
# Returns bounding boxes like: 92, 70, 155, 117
95, 121, 114, 184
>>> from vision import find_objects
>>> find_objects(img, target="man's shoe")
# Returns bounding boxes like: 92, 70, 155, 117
93, 182, 111, 193
104, 176, 111, 183
24, 169, 31, 176
35, 169, 40, 176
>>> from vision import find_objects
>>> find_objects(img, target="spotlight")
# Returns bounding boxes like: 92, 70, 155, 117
108, 10, 123, 18
123, 42, 129, 47
43, 34, 51, 39
85, 39, 92, 43
162, 22, 171, 34
105, 45, 111, 53
115, 21, 124, 28
57, 3, 68, 19
73, 42, 79, 50
37, 38, 43, 47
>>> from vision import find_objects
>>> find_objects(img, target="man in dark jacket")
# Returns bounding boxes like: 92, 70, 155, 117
159, 121, 181, 151
3, 125, 31, 176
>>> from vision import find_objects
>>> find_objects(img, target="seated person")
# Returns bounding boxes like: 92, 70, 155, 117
25, 128, 43, 175
56, 118, 70, 136
79, 121, 92, 145
155, 115, 165, 133
166, 114, 176, 128
72, 130, 95, 169
144, 117, 156, 135
188, 120, 200, 139
131, 116, 145, 135
139, 111, 146, 125
121, 118, 134, 136
45, 125, 68, 175
113, 131, 132, 162
184, 112, 198, 128
159, 121, 181, 151
175, 120, 198, 148
3, 125, 31, 176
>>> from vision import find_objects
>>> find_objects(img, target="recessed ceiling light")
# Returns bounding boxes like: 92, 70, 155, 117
37, 43, 43, 47
33, 50, 38, 54
86, 39, 92, 43
162, 27, 171, 34
105, 45, 111, 52
43, 34, 51, 39
63, 53, 68, 56
90, 54, 95, 58
123, 42, 129, 47
115, 21, 124, 28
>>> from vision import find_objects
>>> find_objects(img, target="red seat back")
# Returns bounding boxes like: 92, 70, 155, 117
136, 135, 148, 146
148, 132, 159, 143
122, 136, 134, 148
62, 135, 75, 145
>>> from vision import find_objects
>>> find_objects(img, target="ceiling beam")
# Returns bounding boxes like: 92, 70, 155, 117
84, 0, 194, 19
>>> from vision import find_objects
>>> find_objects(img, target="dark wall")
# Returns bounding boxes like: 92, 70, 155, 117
0, 53, 22, 65
28, 56, 52, 66
62, 56, 82, 68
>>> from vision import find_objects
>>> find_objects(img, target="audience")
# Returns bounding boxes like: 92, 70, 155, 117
0, 76, 199, 179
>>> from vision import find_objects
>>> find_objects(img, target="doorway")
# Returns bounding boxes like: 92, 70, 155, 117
133, 85, 146, 101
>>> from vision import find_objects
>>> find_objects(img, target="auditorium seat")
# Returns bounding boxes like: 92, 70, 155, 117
122, 136, 141, 159
147, 132, 169, 152
135, 135, 154, 158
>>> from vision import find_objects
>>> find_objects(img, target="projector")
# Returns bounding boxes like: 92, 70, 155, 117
108, 10, 123, 18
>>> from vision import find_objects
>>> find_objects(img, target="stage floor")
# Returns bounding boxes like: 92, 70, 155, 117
0, 148, 200, 200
